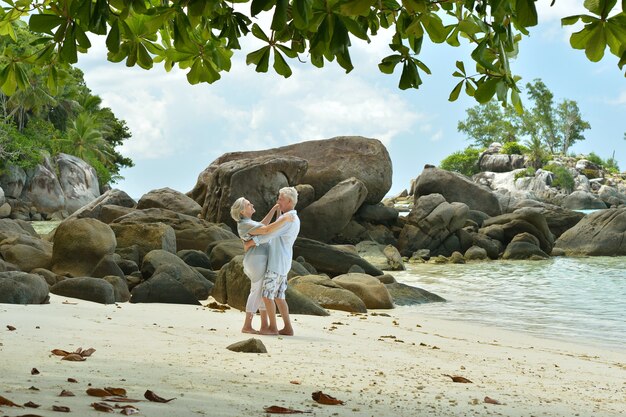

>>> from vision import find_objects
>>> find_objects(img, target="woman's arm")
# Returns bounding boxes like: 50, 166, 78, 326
260, 204, 280, 225
249, 213, 294, 235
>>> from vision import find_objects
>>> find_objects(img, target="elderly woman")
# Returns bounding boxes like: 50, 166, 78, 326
230, 197, 293, 334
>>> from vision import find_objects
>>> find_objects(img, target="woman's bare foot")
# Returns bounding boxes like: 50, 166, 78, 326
241, 327, 259, 334
278, 327, 294, 336
260, 327, 279, 335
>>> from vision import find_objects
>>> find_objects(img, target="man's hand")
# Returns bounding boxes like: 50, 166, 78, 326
243, 239, 255, 252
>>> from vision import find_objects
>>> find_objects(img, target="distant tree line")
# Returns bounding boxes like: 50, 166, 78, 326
440, 79, 621, 177
0, 24, 133, 188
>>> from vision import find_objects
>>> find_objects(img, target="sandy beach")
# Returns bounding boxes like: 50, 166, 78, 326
1, 295, 624, 417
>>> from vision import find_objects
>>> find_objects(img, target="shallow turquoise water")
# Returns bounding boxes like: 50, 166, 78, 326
394, 257, 626, 350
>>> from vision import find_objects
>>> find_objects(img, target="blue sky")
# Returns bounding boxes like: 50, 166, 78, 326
76, 1, 626, 199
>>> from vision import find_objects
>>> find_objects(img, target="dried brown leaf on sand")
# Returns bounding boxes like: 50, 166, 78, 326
91, 402, 115, 412
67, 378, 78, 383
144, 390, 176, 403
484, 396, 501, 405
0, 394, 22, 407
31, 368, 40, 375
289, 380, 301, 385
103, 387, 127, 396
205, 301, 230, 310
311, 391, 344, 405
59, 390, 75, 397
263, 405, 312, 414
77, 347, 96, 357
24, 401, 41, 408
442, 374, 473, 383
7, 325, 16, 331
86, 388, 115, 397
102, 397, 141, 403
61, 353, 86, 361
52, 405, 71, 412
51, 349, 71, 357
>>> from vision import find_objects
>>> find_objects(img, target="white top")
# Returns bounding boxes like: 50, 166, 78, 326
252, 210, 300, 276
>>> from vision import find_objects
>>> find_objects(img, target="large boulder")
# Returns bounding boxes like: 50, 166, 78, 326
293, 238, 383, 277
141, 250, 213, 299
54, 153, 100, 214
332, 273, 394, 309
189, 136, 392, 207
508, 199, 584, 238
384, 282, 446, 305
0, 271, 49, 304
20, 159, 66, 214
479, 153, 526, 172
561, 191, 607, 210
0, 165, 27, 199
480, 207, 554, 254
299, 177, 368, 242
197, 155, 307, 230
137, 187, 201, 217
597, 185, 626, 207
554, 208, 626, 256
0, 243, 52, 272
502, 233, 550, 260
397, 193, 469, 257
289, 275, 367, 313
414, 167, 502, 216
355, 241, 404, 271
208, 239, 244, 270
356, 203, 399, 226
175, 225, 238, 252
0, 219, 39, 241
68, 189, 136, 221
50, 277, 116, 304
51, 218, 117, 277
111, 207, 211, 230
130, 270, 200, 305
111, 222, 177, 262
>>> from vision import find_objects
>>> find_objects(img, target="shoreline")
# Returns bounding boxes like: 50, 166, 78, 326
1, 295, 624, 417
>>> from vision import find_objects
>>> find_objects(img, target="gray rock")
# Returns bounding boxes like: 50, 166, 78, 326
385, 282, 446, 305
111, 222, 177, 262
414, 167, 502, 216
0, 243, 52, 272
294, 184, 315, 211
68, 189, 136, 221
20, 158, 66, 214
502, 241, 550, 260
175, 225, 238, 252
103, 275, 131, 302
0, 271, 49, 304
99, 204, 136, 224
555, 207, 626, 256
51, 218, 117, 277
481, 207, 554, 254
31, 268, 65, 286
130, 271, 200, 305
464, 245, 488, 260
300, 177, 368, 242
226, 338, 267, 353
0, 165, 27, 198
289, 275, 367, 313
561, 191, 607, 210
333, 273, 394, 309
91, 254, 125, 279
137, 187, 201, 217
141, 250, 213, 300
293, 237, 383, 277
50, 277, 116, 304
509, 199, 584, 238
54, 153, 100, 214
189, 136, 392, 207
0, 202, 10, 218
177, 249, 212, 269
284, 286, 329, 316
112, 207, 211, 230
356, 203, 399, 226
208, 239, 244, 270
479, 153, 526, 172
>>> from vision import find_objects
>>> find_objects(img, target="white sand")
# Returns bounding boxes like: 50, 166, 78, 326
1, 294, 625, 417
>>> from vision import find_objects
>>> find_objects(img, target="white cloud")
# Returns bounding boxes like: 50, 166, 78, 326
535, 0, 587, 22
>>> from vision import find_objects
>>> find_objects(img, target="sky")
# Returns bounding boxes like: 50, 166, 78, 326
75, 1, 626, 199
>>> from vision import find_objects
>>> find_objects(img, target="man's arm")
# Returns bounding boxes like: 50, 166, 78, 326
260, 204, 280, 225
250, 220, 292, 245
249, 213, 294, 236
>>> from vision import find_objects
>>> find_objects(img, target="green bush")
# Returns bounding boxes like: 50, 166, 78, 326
501, 141, 528, 155
585, 152, 604, 167
440, 147, 481, 176
514, 167, 536, 180
543, 163, 575, 192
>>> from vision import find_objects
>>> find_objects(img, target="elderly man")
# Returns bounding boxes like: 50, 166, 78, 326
243, 187, 300, 336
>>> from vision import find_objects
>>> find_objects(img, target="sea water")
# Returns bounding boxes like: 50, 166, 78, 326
394, 257, 626, 350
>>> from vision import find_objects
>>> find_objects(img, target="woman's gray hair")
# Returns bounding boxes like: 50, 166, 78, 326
279, 186, 298, 206
230, 197, 246, 222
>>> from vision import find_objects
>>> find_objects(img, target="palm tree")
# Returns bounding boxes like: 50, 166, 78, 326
61, 112, 113, 163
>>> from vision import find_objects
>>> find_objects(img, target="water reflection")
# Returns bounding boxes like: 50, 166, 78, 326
394, 257, 626, 349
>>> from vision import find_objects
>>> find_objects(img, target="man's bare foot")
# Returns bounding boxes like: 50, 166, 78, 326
279, 327, 294, 336
260, 327, 279, 335
241, 327, 259, 334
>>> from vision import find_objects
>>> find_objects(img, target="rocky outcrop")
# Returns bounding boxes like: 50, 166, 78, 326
479, 153, 526, 172
50, 277, 116, 304
189, 136, 392, 207
141, 250, 213, 300
414, 167, 501, 216
69, 189, 136, 221
137, 187, 201, 217
332, 273, 394, 309
561, 191, 607, 210
0, 271, 49, 304
111, 222, 177, 262
51, 218, 117, 277
480, 207, 554, 254
20, 158, 66, 215
397, 193, 469, 257
293, 238, 383, 277
554, 208, 626, 256
196, 155, 307, 230
299, 177, 368, 242
289, 275, 367, 313
55, 153, 100, 214
130, 270, 200, 305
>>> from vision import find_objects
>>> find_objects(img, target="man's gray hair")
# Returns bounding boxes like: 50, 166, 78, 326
230, 197, 246, 222
279, 186, 298, 206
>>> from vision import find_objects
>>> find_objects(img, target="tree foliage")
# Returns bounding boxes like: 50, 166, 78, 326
0, 0, 624, 105
0, 23, 132, 187
439, 146, 481, 176
457, 79, 591, 159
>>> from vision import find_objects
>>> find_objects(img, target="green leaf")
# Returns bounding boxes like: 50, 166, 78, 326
511, 88, 523, 114
584, 0, 618, 18
75, 25, 91, 49
251, 0, 275, 17
516, 0, 538, 27
570, 23, 598, 50
455, 60, 466, 74
378, 54, 402, 74
136, 42, 153, 69
106, 20, 121, 53
330, 17, 350, 55
339, 0, 376, 16
585, 24, 607, 61
399, 60, 420, 90
474, 78, 498, 103
341, 16, 368, 41
448, 80, 463, 101
60, 25, 78, 63
292, 0, 312, 29
14, 62, 28, 90
246, 45, 271, 72
271, 0, 288, 31
251, 23, 270, 42
273, 49, 292, 77
422, 13, 451, 43
0, 64, 16, 96
29, 14, 64, 34
276, 44, 298, 58
471, 39, 498, 72
561, 15, 583, 26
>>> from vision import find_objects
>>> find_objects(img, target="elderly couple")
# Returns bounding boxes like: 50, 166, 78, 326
230, 187, 300, 336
